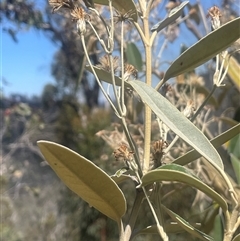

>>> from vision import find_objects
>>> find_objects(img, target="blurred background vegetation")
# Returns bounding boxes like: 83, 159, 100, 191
1, 0, 239, 240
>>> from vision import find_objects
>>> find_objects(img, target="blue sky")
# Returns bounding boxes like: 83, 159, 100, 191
2, 29, 57, 97
1, 0, 237, 98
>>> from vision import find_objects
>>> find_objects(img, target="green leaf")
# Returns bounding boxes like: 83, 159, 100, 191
162, 205, 214, 241
126, 42, 143, 71
141, 164, 228, 212
174, 124, 240, 166
222, 55, 240, 92
37, 141, 126, 222
230, 154, 240, 184
151, 1, 189, 32
228, 133, 240, 158
210, 215, 223, 241
93, 0, 138, 22
129, 80, 224, 170
163, 17, 240, 82
198, 204, 219, 235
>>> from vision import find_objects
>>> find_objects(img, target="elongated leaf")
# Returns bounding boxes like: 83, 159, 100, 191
163, 17, 240, 82
162, 205, 214, 241
126, 42, 143, 71
199, 204, 219, 235
228, 132, 240, 157
93, 0, 138, 22
151, 1, 189, 32
222, 55, 240, 92
141, 164, 228, 212
230, 154, 240, 184
174, 124, 240, 166
129, 80, 224, 170
211, 215, 223, 241
37, 141, 126, 222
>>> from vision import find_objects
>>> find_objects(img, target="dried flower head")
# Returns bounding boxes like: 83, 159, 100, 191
124, 64, 138, 80
48, 0, 71, 13
71, 7, 90, 35
97, 55, 119, 73
207, 6, 222, 29
152, 139, 168, 168
183, 100, 195, 119
207, 6, 222, 19
113, 143, 134, 162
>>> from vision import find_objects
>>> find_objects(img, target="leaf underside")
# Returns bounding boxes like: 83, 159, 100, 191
151, 1, 189, 32
141, 164, 228, 212
37, 141, 126, 222
174, 123, 240, 166
163, 17, 240, 82
129, 80, 224, 170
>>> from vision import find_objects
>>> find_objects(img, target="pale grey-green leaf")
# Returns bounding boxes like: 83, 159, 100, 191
151, 1, 189, 32
129, 80, 224, 170
174, 123, 240, 166
37, 141, 126, 222
141, 164, 227, 212
163, 17, 240, 82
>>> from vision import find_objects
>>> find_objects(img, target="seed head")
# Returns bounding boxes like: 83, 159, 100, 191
207, 6, 222, 29
97, 55, 119, 73
183, 100, 195, 119
152, 139, 168, 168
71, 7, 89, 34
113, 143, 134, 162
124, 64, 138, 81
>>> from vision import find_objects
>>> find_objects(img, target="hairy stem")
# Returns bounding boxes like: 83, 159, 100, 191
120, 20, 126, 115
142, 4, 152, 174
81, 35, 119, 115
